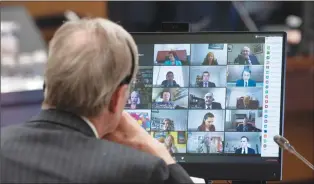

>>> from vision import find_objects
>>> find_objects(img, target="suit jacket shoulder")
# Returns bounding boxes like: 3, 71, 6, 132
1, 109, 192, 184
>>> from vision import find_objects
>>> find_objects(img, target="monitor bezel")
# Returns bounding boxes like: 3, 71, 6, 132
131, 32, 286, 181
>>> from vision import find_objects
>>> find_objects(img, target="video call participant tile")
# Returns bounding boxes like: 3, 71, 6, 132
189, 88, 226, 109
125, 109, 151, 132
153, 44, 191, 66
137, 44, 155, 66
227, 65, 264, 87
152, 88, 188, 109
224, 132, 262, 155
131, 66, 153, 88
226, 87, 263, 110
189, 66, 227, 88
190, 44, 228, 66
152, 66, 189, 88
125, 88, 152, 110
151, 109, 188, 131
227, 43, 265, 65
187, 132, 224, 154
225, 110, 263, 132
151, 131, 187, 154
188, 110, 225, 132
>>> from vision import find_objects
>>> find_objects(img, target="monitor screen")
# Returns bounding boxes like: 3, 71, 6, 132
127, 32, 286, 180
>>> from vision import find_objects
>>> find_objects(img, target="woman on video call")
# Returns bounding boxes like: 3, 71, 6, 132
164, 51, 182, 66
164, 134, 178, 154
197, 112, 216, 131
202, 52, 218, 65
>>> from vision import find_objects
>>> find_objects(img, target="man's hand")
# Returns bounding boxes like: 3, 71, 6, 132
103, 111, 175, 165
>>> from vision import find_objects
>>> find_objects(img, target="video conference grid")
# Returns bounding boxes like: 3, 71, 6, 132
125, 43, 266, 155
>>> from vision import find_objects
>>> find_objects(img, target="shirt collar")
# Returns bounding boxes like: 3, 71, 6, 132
81, 116, 99, 138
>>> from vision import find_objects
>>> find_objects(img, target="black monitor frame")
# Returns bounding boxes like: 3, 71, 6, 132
131, 32, 286, 181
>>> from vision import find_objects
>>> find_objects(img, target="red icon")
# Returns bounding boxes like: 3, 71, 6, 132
265, 105, 268, 108
265, 95, 268, 98
265, 100, 268, 103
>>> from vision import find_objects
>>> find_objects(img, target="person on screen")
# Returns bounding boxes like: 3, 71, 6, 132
164, 51, 182, 66
197, 112, 216, 132
161, 71, 180, 87
132, 73, 145, 88
163, 118, 174, 131
202, 52, 218, 65
197, 71, 216, 87
197, 133, 218, 153
201, 92, 222, 109
164, 134, 178, 154
237, 95, 254, 109
236, 117, 254, 132
125, 91, 145, 109
236, 67, 256, 87
234, 46, 260, 65
235, 136, 256, 154
153, 90, 176, 109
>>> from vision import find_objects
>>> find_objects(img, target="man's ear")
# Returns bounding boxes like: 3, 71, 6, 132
109, 85, 129, 113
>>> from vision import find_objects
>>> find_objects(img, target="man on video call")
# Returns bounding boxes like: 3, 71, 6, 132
201, 92, 222, 109
161, 71, 180, 87
197, 133, 218, 153
235, 136, 256, 154
0, 18, 193, 183
197, 71, 216, 87
234, 46, 260, 65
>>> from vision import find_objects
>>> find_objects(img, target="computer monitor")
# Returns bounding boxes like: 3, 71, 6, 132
127, 32, 286, 181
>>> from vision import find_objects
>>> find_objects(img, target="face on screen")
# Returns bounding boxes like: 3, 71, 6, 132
241, 47, 250, 58
241, 137, 248, 148
168, 53, 175, 62
204, 116, 214, 127
203, 72, 209, 82
130, 91, 139, 104
162, 92, 171, 102
205, 93, 214, 105
242, 71, 251, 81
166, 72, 174, 81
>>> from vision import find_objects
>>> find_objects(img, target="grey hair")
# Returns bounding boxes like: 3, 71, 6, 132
43, 18, 138, 117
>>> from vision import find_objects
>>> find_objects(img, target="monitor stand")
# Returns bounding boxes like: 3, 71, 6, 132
206, 180, 267, 184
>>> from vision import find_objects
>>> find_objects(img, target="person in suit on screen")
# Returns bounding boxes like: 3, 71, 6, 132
235, 136, 256, 154
235, 67, 256, 87
0, 18, 193, 184
234, 46, 260, 65
201, 92, 222, 109
197, 133, 218, 153
197, 71, 216, 87
161, 71, 180, 87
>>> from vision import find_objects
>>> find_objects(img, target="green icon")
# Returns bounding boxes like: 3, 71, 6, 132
267, 46, 270, 50
267, 51, 270, 55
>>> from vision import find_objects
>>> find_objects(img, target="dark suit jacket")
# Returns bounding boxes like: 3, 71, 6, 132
234, 55, 260, 65
161, 80, 180, 87
1, 109, 192, 183
235, 79, 256, 87
235, 147, 256, 154
196, 81, 216, 88
201, 102, 222, 109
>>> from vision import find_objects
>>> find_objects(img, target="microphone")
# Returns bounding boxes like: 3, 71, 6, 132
273, 135, 314, 170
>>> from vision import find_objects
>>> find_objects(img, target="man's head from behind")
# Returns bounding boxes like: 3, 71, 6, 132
43, 18, 138, 137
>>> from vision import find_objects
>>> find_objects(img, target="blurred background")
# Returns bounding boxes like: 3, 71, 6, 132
1, 1, 313, 183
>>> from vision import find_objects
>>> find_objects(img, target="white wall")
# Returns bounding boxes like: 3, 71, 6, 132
226, 87, 263, 108
153, 44, 191, 63
153, 66, 189, 87
227, 43, 265, 65
190, 44, 228, 65
224, 132, 261, 153
188, 110, 225, 131
151, 110, 188, 131
189, 88, 226, 109
189, 66, 227, 87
